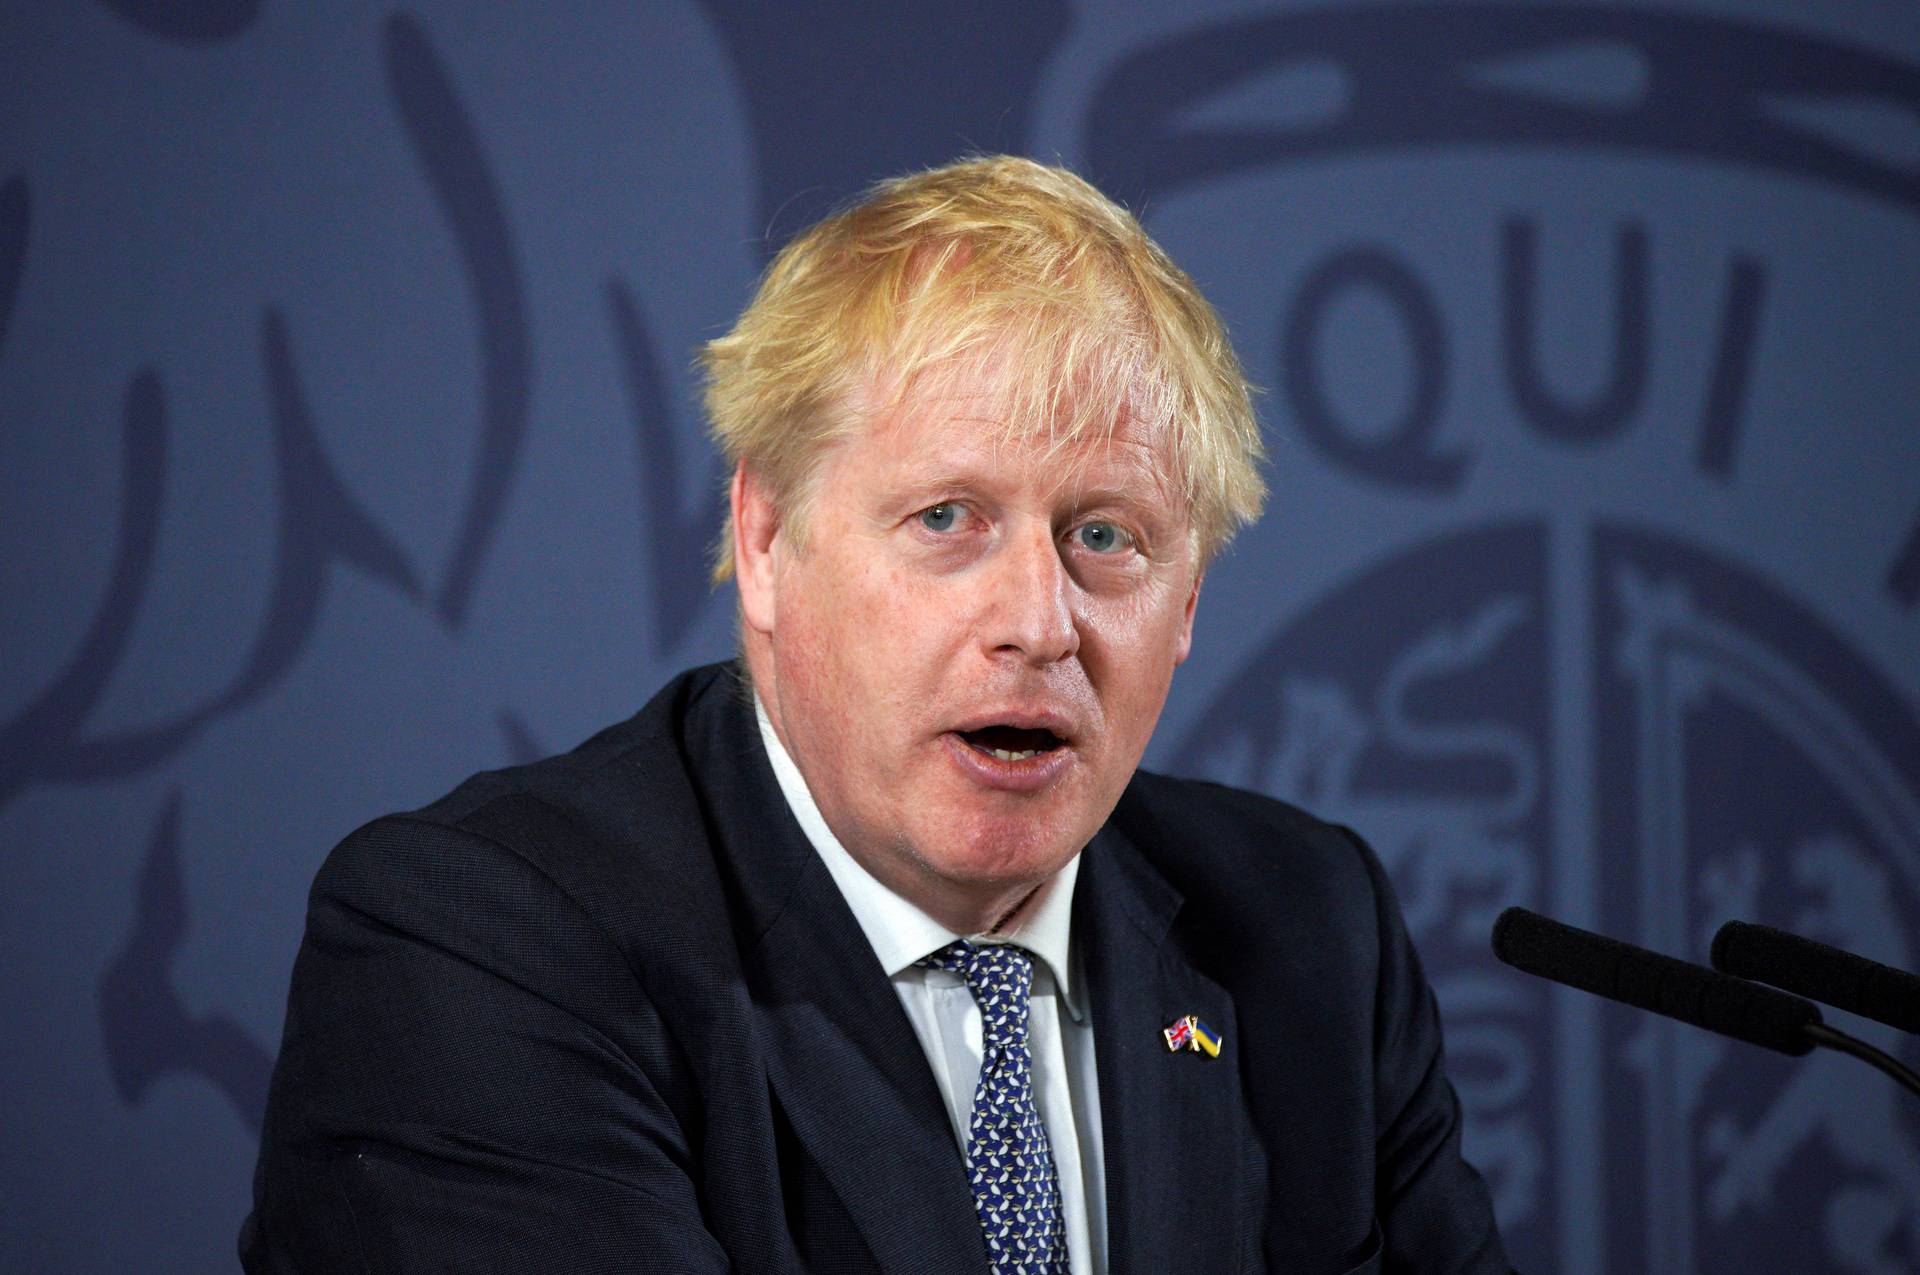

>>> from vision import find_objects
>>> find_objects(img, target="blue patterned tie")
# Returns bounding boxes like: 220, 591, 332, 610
920, 941, 1070, 1274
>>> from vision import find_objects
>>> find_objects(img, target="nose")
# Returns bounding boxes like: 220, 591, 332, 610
983, 524, 1079, 666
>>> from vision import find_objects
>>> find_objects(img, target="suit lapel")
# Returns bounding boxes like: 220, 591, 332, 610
684, 677, 987, 1275
1079, 820, 1253, 1274
747, 857, 987, 1275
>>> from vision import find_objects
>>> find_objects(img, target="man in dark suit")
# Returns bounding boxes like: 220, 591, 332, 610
243, 156, 1508, 1273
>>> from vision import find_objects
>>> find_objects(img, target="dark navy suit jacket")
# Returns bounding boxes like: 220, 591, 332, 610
241, 664, 1508, 1273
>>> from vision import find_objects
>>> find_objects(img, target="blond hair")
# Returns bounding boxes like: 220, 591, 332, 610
702, 155, 1264, 581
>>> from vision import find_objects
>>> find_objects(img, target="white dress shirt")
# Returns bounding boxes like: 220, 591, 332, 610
755, 699, 1108, 1274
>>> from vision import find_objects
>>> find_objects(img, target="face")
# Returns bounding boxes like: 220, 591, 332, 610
735, 367, 1202, 931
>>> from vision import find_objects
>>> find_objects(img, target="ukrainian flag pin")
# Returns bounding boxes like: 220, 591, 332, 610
1162, 1014, 1223, 1058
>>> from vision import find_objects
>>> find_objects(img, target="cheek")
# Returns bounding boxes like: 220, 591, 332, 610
1076, 588, 1192, 744
851, 559, 963, 654
773, 568, 855, 710
1080, 582, 1193, 673
781, 555, 938, 720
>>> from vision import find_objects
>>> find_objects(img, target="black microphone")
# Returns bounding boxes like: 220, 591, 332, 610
1711, 920, 1920, 1037
1491, 907, 1821, 1055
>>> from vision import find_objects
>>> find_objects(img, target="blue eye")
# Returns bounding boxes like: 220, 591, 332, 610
919, 504, 958, 532
1076, 522, 1132, 553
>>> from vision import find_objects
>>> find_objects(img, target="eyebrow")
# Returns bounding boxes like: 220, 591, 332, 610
1064, 467, 1182, 513
880, 448, 1181, 522
887, 473, 992, 503
1064, 481, 1164, 509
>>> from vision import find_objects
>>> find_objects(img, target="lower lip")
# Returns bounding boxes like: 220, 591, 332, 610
942, 733, 1076, 793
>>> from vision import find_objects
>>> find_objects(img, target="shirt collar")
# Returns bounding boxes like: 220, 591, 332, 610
755, 695, 1083, 1017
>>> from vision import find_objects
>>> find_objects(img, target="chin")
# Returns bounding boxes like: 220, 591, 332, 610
923, 812, 1083, 887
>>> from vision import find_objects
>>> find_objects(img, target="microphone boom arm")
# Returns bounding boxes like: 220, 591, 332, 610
1493, 907, 1920, 1101
1805, 1021, 1920, 1099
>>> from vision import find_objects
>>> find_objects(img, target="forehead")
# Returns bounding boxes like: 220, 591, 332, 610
851, 363, 1182, 508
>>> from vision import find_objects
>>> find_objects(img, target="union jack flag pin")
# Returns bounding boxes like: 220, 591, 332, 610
1162, 1014, 1222, 1058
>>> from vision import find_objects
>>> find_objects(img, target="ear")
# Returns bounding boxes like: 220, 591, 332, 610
732, 463, 780, 636
1172, 568, 1203, 666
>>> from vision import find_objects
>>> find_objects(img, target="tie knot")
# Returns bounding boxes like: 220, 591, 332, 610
919, 941, 1035, 1049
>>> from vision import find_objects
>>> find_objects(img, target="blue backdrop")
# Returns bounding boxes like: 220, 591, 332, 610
4, 3, 1918, 1271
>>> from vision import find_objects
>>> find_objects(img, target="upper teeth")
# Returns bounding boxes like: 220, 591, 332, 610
991, 748, 1039, 761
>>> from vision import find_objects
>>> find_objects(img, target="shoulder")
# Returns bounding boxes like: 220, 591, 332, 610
1117, 767, 1385, 899
410, 662, 727, 846
309, 664, 744, 995
1111, 768, 1395, 968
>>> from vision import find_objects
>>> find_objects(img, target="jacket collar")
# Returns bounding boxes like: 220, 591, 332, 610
1078, 799, 1255, 1274
683, 668, 988, 1274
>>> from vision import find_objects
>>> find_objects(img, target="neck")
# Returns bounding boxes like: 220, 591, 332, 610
899, 872, 1047, 939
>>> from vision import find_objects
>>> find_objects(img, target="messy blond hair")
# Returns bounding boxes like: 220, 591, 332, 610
702, 155, 1264, 582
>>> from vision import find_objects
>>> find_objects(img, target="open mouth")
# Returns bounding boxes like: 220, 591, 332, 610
956, 725, 1067, 762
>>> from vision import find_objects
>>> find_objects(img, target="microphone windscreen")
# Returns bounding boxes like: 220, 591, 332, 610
1712, 921, 1920, 1036
1493, 907, 1821, 1056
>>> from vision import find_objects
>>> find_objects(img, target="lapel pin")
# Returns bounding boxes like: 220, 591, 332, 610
1162, 1014, 1223, 1058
